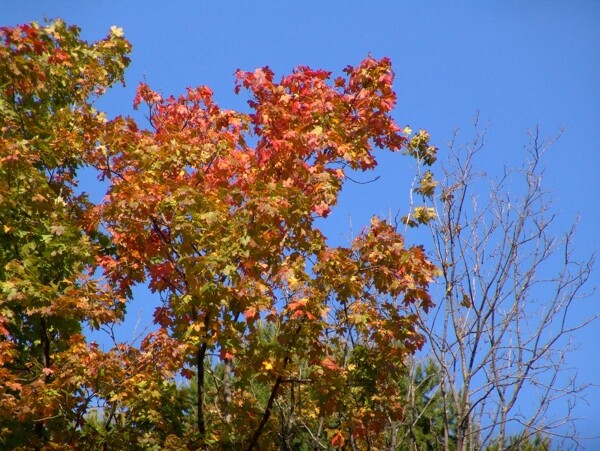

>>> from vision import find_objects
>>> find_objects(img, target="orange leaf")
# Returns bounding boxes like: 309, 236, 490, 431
331, 430, 345, 447
244, 307, 257, 321
288, 298, 308, 311
321, 355, 341, 371
5, 381, 22, 391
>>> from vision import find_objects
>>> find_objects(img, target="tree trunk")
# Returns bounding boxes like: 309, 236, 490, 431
197, 342, 207, 436
34, 317, 52, 446
223, 357, 232, 424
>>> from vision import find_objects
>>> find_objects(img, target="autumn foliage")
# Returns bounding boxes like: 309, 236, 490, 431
0, 20, 437, 449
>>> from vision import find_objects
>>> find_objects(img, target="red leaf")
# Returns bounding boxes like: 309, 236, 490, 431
220, 349, 234, 360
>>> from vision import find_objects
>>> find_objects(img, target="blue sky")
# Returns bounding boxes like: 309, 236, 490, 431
3, 1, 599, 447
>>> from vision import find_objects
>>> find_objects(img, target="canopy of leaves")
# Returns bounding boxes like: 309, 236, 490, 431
0, 20, 437, 449
0, 20, 130, 448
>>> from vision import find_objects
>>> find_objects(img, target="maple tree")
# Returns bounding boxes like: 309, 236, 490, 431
0, 20, 131, 448
1, 20, 438, 449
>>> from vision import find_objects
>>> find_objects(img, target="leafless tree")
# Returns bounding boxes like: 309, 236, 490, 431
402, 117, 596, 451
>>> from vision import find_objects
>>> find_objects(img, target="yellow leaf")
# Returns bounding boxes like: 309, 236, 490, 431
110, 25, 124, 37
288, 275, 302, 290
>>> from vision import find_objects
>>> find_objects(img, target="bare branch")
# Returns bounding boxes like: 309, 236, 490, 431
407, 123, 596, 450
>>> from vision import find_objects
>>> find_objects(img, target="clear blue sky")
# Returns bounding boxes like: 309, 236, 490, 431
3, 1, 599, 447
